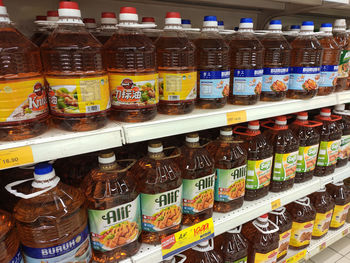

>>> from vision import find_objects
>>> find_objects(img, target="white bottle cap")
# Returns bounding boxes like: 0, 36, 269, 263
101, 12, 117, 25
148, 143, 163, 153
119, 7, 138, 22
220, 128, 233, 136
98, 153, 116, 164
58, 1, 82, 18
334, 19, 346, 31
335, 104, 346, 111
268, 20, 282, 30
165, 12, 181, 25
186, 135, 199, 143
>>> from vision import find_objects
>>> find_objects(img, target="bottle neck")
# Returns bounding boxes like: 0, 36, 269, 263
164, 24, 183, 30
148, 151, 165, 160
238, 28, 253, 33
186, 141, 200, 148
299, 30, 314, 35
267, 29, 282, 34
202, 27, 219, 32
57, 16, 84, 25
99, 161, 118, 171
220, 134, 233, 141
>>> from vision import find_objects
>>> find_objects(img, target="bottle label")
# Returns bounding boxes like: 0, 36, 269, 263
319, 65, 339, 87
262, 67, 289, 92
278, 229, 291, 258
140, 185, 182, 232
233, 69, 263, 95
214, 166, 246, 202
330, 203, 350, 228
182, 174, 215, 214
88, 196, 141, 252
289, 220, 314, 247
47, 75, 110, 115
312, 210, 333, 237
22, 226, 92, 263
253, 248, 278, 263
317, 140, 341, 167
227, 256, 247, 263
10, 248, 24, 263
199, 70, 230, 99
158, 71, 197, 101
296, 144, 319, 173
338, 50, 350, 78
109, 73, 159, 108
338, 134, 350, 160
272, 151, 298, 182
0, 77, 48, 122
288, 67, 320, 91
246, 157, 273, 190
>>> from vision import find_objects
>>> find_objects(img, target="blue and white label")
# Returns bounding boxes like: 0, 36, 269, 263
10, 249, 24, 263
22, 226, 92, 263
199, 70, 230, 99
319, 65, 339, 87
262, 67, 289, 92
233, 69, 263, 95
289, 67, 320, 91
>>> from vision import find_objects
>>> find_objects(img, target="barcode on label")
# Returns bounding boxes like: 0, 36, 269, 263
86, 105, 100, 112
168, 95, 180, 101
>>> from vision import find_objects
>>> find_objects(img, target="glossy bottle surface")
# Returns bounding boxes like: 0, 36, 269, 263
326, 183, 350, 229
333, 30, 350, 91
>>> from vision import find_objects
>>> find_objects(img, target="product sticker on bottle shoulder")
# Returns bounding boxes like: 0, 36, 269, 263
88, 195, 141, 252
140, 185, 182, 232
278, 229, 291, 258
312, 210, 333, 237
338, 135, 350, 160
297, 144, 319, 173
228, 256, 247, 263
214, 165, 246, 202
319, 65, 339, 87
199, 70, 230, 99
233, 69, 263, 96
158, 71, 197, 101
22, 225, 92, 263
317, 140, 341, 167
253, 248, 278, 263
0, 77, 48, 123
10, 248, 24, 263
183, 173, 215, 215
288, 67, 320, 91
246, 157, 273, 190
330, 203, 350, 228
109, 73, 158, 108
338, 50, 350, 78
290, 220, 314, 247
262, 67, 289, 93
272, 151, 298, 182
47, 75, 110, 115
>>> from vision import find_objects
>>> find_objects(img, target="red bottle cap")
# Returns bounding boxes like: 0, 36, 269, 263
142, 17, 155, 23
120, 7, 137, 14
166, 12, 181, 18
36, 15, 47, 21
260, 214, 268, 218
0, 0, 3, 6
59, 1, 79, 10
47, 10, 59, 17
248, 121, 260, 130
83, 18, 96, 23
297, 111, 308, 120
320, 108, 331, 116
101, 12, 116, 18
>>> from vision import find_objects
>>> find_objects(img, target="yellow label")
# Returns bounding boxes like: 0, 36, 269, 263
271, 199, 282, 210
0, 146, 34, 169
109, 73, 158, 108
46, 75, 110, 115
330, 203, 350, 228
161, 218, 214, 259
159, 71, 197, 101
319, 242, 326, 251
254, 248, 278, 263
0, 77, 48, 122
290, 220, 314, 247
312, 210, 333, 237
226, 110, 247, 125
286, 249, 307, 263
278, 229, 291, 259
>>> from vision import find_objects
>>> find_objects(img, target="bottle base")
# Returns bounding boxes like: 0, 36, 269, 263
289, 244, 310, 250
336, 159, 348, 168
269, 179, 294, 192
260, 92, 286, 102
229, 95, 259, 105
110, 107, 157, 122
213, 197, 244, 213
196, 98, 226, 109
244, 187, 269, 201
314, 165, 335, 177
141, 225, 181, 245
52, 113, 108, 132
287, 90, 317, 99
158, 101, 195, 115
317, 86, 335, 96
182, 209, 213, 226
294, 171, 313, 183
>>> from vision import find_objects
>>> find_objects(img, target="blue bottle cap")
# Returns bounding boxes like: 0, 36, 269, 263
240, 18, 253, 23
34, 163, 53, 175
270, 19, 282, 25
234, 26, 239, 31
181, 19, 191, 24
204, 15, 217, 21
291, 25, 300, 29
218, 21, 224, 25
321, 23, 332, 28
302, 21, 314, 26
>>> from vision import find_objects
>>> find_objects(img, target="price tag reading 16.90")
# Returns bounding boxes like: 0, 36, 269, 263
0, 146, 34, 169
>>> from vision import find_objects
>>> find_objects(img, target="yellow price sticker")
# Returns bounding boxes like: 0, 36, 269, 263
0, 146, 34, 169
271, 199, 281, 210
319, 242, 326, 251
226, 110, 247, 125
286, 249, 307, 263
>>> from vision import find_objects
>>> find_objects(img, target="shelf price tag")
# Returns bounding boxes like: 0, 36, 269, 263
286, 249, 307, 263
319, 242, 326, 251
271, 199, 281, 210
0, 146, 34, 169
342, 228, 349, 236
226, 110, 247, 125
161, 218, 214, 259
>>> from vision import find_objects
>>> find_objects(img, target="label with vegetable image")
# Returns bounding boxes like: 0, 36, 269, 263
10, 248, 24, 263
262, 67, 289, 92
288, 67, 320, 91
199, 70, 230, 99
88, 196, 141, 252
289, 221, 314, 247
296, 144, 319, 173
316, 140, 341, 167
278, 229, 291, 258
229, 256, 247, 263
338, 50, 350, 78
183, 173, 215, 214
312, 210, 333, 237
214, 165, 246, 202
272, 151, 298, 182
233, 69, 263, 95
140, 186, 182, 232
253, 248, 278, 263
246, 157, 273, 190
338, 134, 350, 160
330, 203, 350, 228
158, 71, 197, 101
109, 73, 158, 108
47, 75, 110, 115
319, 65, 339, 87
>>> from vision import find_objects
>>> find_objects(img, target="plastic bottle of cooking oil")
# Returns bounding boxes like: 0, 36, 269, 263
333, 104, 350, 167
327, 182, 350, 229
195, 16, 229, 109
104, 7, 157, 122
96, 12, 117, 44
31, 15, 47, 45
229, 18, 264, 105
287, 21, 322, 99
41, 1, 110, 131
142, 17, 162, 43
260, 20, 291, 101
31, 11, 59, 46
0, 1, 49, 141
284, 25, 300, 43
181, 19, 200, 40
156, 12, 196, 115
6, 163, 92, 262
85, 152, 140, 262
185, 240, 223, 263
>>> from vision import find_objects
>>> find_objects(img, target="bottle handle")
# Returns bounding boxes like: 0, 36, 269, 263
253, 219, 279, 234
177, 254, 187, 263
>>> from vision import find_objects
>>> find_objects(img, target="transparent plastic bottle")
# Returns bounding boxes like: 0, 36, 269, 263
284, 25, 300, 43
31, 12, 59, 47
31, 15, 47, 45
0, 2, 49, 141
41, 1, 110, 131
327, 182, 350, 229
104, 7, 157, 122
181, 19, 201, 40
156, 12, 196, 115
85, 152, 140, 262
195, 16, 229, 109
229, 18, 264, 105
83, 18, 98, 34
185, 240, 223, 263
287, 21, 322, 99
260, 20, 291, 101
142, 17, 162, 43
96, 12, 117, 44
333, 104, 350, 167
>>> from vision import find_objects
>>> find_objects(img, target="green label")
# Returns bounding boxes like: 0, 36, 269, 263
296, 144, 319, 173
272, 151, 298, 181
225, 257, 248, 263
140, 186, 182, 232
88, 196, 141, 252
214, 165, 246, 202
338, 134, 350, 160
317, 140, 341, 166
246, 157, 273, 190
338, 50, 350, 78
183, 173, 215, 215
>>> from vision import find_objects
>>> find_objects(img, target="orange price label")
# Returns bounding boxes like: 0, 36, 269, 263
0, 146, 34, 169
319, 242, 326, 251
271, 199, 281, 210
286, 249, 307, 263
226, 110, 247, 125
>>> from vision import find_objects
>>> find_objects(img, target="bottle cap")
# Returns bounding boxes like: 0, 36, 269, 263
320, 108, 331, 117
220, 127, 233, 136
203, 15, 218, 28
334, 19, 346, 31
34, 163, 56, 181
182, 19, 191, 28
142, 17, 155, 24
0, 0, 8, 16
101, 12, 117, 24
290, 25, 300, 30
58, 1, 81, 18
148, 141, 163, 153
98, 152, 116, 164
239, 18, 253, 29
165, 12, 181, 25
259, 214, 269, 223
275, 116, 287, 125
47, 10, 59, 21
83, 18, 97, 28
335, 104, 345, 111
320, 23, 332, 32
36, 15, 47, 21
119, 7, 138, 22
248, 121, 260, 130
218, 21, 224, 26
297, 111, 308, 120
268, 19, 282, 30
301, 21, 314, 31
186, 133, 200, 143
